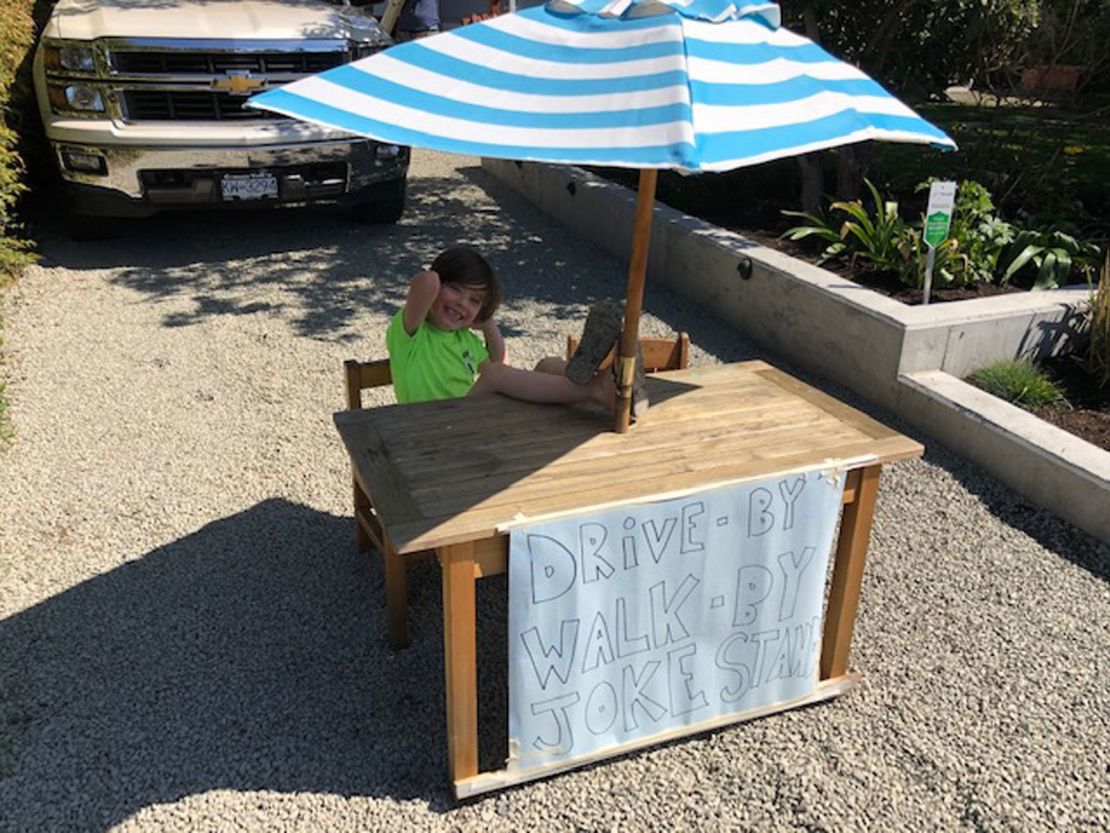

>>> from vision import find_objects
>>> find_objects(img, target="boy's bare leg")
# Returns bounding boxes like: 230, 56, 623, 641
533, 356, 566, 376
470, 362, 614, 409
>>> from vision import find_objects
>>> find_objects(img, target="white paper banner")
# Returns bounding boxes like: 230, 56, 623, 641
508, 467, 845, 770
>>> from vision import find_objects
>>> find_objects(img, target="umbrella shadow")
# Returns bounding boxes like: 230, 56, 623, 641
0, 498, 524, 829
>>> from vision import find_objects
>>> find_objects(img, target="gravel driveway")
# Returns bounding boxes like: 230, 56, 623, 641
1, 151, 1107, 832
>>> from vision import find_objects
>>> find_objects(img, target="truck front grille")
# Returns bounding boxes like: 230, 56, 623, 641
123, 90, 285, 121
112, 51, 346, 75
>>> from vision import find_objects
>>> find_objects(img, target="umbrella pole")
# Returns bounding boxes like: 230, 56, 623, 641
614, 168, 658, 433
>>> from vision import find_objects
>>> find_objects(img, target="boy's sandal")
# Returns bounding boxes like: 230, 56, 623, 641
565, 300, 623, 385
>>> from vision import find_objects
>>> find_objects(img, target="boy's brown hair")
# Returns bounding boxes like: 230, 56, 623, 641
432, 246, 501, 322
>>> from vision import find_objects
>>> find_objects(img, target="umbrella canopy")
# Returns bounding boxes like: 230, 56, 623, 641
250, 0, 955, 428
251, 0, 953, 171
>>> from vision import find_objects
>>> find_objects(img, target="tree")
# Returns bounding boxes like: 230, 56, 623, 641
783, 0, 1041, 206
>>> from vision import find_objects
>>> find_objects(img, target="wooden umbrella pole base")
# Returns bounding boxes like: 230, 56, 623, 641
615, 168, 658, 433
617, 354, 637, 422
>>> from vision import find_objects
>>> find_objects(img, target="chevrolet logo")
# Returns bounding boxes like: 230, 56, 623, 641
212, 71, 266, 96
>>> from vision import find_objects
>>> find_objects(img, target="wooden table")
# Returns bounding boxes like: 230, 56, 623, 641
334, 361, 922, 798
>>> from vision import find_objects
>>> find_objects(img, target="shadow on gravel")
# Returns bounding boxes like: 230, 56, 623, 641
30, 171, 622, 344
33, 175, 519, 343
0, 499, 509, 829
30, 165, 768, 362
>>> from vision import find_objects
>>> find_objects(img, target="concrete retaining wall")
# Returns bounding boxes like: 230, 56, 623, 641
902, 371, 1109, 542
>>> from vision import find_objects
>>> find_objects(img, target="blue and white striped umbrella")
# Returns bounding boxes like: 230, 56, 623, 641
250, 0, 955, 430
249, 0, 954, 172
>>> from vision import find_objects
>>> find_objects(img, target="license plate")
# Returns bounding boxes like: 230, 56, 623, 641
221, 173, 278, 201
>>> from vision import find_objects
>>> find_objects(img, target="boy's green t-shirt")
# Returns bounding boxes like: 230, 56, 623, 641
386, 310, 490, 403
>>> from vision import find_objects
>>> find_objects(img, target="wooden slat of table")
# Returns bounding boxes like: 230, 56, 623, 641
335, 361, 922, 555
401, 407, 836, 486
390, 439, 910, 553
407, 423, 865, 511
388, 388, 808, 476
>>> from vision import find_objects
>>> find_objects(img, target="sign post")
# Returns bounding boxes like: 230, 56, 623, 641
921, 181, 956, 305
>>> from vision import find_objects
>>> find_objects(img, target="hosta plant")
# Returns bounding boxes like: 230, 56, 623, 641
997, 230, 1101, 290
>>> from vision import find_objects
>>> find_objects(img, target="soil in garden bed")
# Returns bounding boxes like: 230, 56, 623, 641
736, 228, 1023, 305
1033, 356, 1110, 451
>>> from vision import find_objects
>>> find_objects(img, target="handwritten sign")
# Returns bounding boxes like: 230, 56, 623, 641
507, 467, 845, 771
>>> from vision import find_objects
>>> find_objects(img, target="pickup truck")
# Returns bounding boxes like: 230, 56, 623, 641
33, 0, 410, 235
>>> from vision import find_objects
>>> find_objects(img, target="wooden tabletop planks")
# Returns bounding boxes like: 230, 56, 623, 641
335, 361, 923, 554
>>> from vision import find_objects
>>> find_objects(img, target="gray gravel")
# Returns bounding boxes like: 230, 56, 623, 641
1, 151, 1107, 832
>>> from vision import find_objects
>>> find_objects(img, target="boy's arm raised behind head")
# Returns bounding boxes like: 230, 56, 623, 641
402, 269, 440, 335
480, 318, 507, 364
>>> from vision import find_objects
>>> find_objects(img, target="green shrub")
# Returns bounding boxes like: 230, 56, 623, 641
967, 358, 1068, 410
785, 179, 1102, 292
0, 0, 39, 444
894, 230, 968, 290
944, 180, 1015, 285
997, 229, 1101, 290
0, 0, 38, 285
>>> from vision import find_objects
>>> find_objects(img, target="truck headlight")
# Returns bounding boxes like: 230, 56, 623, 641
47, 84, 106, 114
44, 43, 97, 73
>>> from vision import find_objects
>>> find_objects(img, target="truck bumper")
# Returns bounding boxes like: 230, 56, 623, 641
52, 137, 409, 218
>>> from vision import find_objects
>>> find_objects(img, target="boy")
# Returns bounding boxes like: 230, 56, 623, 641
386, 246, 644, 416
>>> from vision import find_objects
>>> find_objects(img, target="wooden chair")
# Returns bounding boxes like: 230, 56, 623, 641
565, 331, 690, 373
343, 358, 419, 649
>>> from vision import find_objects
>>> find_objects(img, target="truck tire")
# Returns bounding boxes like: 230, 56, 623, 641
352, 179, 406, 225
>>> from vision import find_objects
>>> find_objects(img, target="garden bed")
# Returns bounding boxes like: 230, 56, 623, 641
589, 170, 1090, 307
736, 228, 1025, 305
590, 102, 1110, 307
1032, 356, 1110, 451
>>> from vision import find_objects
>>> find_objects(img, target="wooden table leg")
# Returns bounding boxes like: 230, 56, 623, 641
353, 480, 372, 552
383, 536, 410, 650
821, 464, 881, 680
440, 541, 479, 789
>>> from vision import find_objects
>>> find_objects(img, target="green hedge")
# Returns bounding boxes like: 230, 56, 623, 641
0, 0, 38, 285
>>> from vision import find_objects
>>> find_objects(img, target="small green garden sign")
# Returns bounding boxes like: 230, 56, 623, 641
924, 211, 951, 248
924, 181, 957, 249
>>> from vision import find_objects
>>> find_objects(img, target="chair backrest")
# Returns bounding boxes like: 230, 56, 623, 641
344, 358, 392, 410
565, 332, 690, 374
